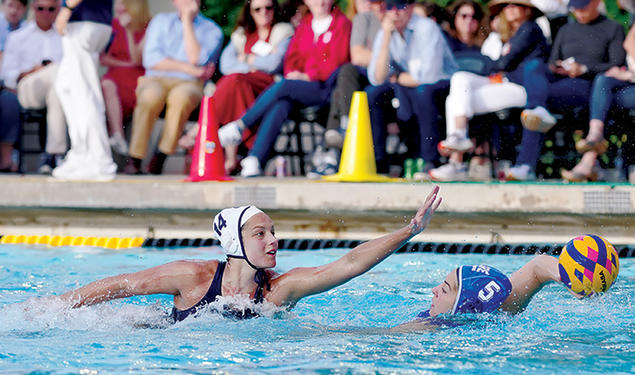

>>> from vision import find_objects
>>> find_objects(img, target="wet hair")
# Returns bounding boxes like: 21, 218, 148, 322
235, 0, 284, 34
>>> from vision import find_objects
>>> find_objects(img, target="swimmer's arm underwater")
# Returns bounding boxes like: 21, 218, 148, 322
276, 186, 442, 305
500, 254, 561, 314
57, 261, 200, 308
389, 318, 440, 332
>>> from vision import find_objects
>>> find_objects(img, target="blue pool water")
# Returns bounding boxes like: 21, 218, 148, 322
0, 244, 633, 374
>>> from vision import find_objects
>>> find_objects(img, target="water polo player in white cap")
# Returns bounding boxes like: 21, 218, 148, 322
55, 186, 442, 322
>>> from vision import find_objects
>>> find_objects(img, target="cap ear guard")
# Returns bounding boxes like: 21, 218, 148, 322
451, 265, 512, 314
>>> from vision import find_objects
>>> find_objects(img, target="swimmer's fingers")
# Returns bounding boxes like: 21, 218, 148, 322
410, 186, 442, 235
423, 185, 440, 207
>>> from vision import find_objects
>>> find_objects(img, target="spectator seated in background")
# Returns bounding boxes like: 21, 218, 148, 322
546, 0, 625, 116
100, 0, 151, 157
124, 0, 223, 175
1, 0, 64, 174
310, 0, 385, 177
367, 0, 458, 175
204, 0, 293, 175
444, 0, 485, 54
530, 0, 569, 43
505, 0, 626, 181
0, 0, 26, 173
562, 24, 635, 182
218, 0, 351, 178
0, 0, 26, 57
429, 0, 551, 181
345, 0, 372, 19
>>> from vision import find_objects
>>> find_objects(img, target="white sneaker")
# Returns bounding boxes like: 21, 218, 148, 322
468, 159, 492, 181
109, 133, 128, 155
521, 106, 556, 133
52, 154, 80, 177
438, 134, 473, 155
429, 162, 468, 181
52, 164, 115, 181
218, 120, 244, 147
307, 148, 339, 179
505, 164, 534, 181
52, 153, 116, 181
240, 156, 261, 177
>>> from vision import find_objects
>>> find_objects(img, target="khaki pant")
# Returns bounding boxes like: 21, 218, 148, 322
17, 64, 67, 155
129, 75, 203, 159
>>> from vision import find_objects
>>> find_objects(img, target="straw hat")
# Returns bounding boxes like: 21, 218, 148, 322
488, 0, 544, 18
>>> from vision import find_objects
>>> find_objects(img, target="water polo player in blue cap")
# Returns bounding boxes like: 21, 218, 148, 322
393, 254, 561, 331
54, 187, 442, 321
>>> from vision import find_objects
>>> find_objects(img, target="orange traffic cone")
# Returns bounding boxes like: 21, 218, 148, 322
186, 96, 232, 182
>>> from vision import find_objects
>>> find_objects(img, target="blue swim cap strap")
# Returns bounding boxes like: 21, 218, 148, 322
451, 267, 462, 314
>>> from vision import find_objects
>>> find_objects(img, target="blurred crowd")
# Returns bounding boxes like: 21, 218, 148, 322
0, 0, 633, 183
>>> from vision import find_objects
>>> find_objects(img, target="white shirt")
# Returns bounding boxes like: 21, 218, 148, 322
1, 21, 62, 89
368, 15, 457, 86
531, 0, 569, 18
311, 15, 332, 42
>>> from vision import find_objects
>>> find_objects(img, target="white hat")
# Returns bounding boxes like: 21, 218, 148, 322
212, 206, 264, 259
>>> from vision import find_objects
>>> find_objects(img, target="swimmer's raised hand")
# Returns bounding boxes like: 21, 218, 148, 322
274, 186, 443, 305
409, 185, 442, 236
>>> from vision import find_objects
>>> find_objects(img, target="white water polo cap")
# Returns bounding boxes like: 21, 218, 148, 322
212, 206, 264, 259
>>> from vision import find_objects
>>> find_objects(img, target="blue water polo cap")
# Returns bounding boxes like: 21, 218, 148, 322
451, 265, 512, 314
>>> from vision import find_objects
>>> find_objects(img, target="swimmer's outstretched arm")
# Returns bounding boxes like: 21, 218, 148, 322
500, 254, 560, 314
57, 261, 200, 308
275, 186, 442, 305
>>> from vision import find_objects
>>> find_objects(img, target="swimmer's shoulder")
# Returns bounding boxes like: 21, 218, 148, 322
152, 259, 220, 285
264, 267, 306, 306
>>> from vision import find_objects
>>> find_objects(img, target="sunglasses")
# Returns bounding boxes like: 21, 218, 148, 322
386, 3, 407, 10
36, 6, 57, 12
252, 5, 274, 13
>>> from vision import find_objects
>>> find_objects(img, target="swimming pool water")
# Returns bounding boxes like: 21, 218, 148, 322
0, 244, 633, 374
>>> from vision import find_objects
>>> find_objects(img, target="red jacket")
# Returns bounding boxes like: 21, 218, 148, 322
283, 7, 351, 82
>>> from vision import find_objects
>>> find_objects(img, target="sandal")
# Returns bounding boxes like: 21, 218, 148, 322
575, 137, 608, 155
561, 167, 599, 182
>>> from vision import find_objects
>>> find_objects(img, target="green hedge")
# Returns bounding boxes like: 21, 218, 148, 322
201, 0, 631, 41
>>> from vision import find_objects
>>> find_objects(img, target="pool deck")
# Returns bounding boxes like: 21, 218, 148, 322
0, 174, 634, 245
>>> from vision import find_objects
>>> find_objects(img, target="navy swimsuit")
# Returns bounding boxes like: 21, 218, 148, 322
170, 262, 266, 322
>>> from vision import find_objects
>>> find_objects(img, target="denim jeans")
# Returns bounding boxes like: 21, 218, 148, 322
0, 90, 21, 143
590, 74, 635, 122
546, 74, 592, 113
367, 79, 450, 165
522, 59, 549, 110
243, 70, 339, 165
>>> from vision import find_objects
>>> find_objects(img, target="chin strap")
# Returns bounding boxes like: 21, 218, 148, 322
253, 269, 271, 304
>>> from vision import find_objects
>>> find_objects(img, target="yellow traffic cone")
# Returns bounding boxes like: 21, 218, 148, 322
323, 91, 398, 182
